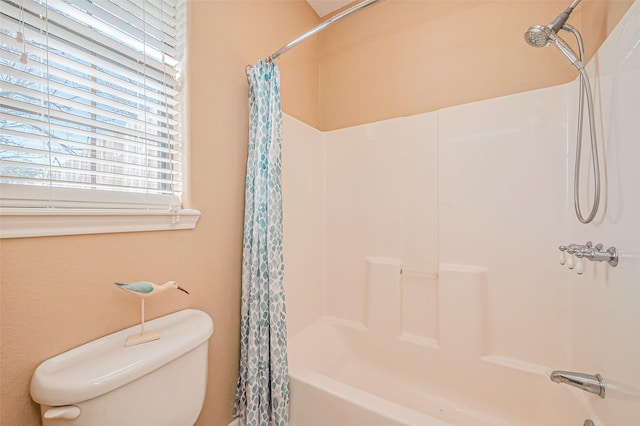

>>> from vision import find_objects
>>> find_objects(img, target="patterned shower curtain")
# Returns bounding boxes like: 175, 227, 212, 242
234, 60, 289, 426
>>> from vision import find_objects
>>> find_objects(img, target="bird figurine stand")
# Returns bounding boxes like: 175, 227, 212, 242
127, 298, 159, 346
114, 281, 190, 347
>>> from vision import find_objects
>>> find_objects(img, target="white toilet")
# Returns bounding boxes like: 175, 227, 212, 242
30, 309, 214, 426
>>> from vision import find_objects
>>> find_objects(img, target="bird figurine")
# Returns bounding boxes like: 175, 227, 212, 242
115, 280, 189, 298
114, 280, 189, 347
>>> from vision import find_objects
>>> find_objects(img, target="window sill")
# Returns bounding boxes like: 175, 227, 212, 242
0, 208, 201, 239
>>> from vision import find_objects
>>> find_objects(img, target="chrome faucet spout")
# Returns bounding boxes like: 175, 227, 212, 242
550, 370, 606, 398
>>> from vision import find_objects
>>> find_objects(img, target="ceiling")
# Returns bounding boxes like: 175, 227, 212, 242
306, 0, 354, 17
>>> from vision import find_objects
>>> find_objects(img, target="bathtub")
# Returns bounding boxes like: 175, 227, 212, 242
287, 317, 600, 426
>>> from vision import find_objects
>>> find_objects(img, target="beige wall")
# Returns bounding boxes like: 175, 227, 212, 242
318, 0, 633, 130
0, 1, 318, 426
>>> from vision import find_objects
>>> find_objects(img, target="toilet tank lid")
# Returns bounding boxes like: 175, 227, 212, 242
30, 309, 214, 406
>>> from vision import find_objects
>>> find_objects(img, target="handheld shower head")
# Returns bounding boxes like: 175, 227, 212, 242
524, 0, 581, 46
523, 0, 584, 69
524, 24, 583, 69
524, 25, 552, 48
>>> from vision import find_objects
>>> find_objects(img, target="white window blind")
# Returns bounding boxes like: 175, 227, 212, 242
0, 0, 187, 212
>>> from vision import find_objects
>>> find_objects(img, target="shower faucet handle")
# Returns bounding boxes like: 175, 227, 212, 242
558, 242, 619, 268
576, 241, 593, 255
560, 241, 591, 255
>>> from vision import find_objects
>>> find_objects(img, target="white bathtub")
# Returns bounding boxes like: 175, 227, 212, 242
288, 317, 600, 426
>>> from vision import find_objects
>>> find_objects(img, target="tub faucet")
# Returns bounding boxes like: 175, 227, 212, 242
550, 370, 605, 398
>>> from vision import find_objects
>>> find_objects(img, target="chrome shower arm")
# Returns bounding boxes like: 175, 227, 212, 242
549, 0, 582, 33
568, 0, 582, 10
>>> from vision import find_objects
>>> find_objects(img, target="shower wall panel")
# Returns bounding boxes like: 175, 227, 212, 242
565, 6, 640, 422
323, 114, 439, 327
282, 115, 326, 335
438, 83, 573, 367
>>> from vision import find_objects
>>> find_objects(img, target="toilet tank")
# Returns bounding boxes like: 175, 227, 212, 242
31, 309, 214, 426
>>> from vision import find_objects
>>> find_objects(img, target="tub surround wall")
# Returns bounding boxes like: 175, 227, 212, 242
399, 268, 438, 347
566, 5, 640, 421
285, 83, 572, 366
438, 83, 573, 367
324, 114, 439, 325
437, 265, 489, 359
283, 2, 640, 423
285, 82, 572, 364
365, 257, 402, 338
282, 116, 325, 336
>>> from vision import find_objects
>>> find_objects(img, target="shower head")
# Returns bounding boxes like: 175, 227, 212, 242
524, 25, 552, 48
524, 0, 581, 47
524, 24, 584, 70
523, 0, 584, 70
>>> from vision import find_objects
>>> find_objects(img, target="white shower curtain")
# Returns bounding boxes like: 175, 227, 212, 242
234, 60, 289, 426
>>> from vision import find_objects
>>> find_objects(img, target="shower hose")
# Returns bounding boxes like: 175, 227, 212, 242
565, 24, 601, 224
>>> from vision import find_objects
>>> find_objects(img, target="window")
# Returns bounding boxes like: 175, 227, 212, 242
0, 0, 199, 238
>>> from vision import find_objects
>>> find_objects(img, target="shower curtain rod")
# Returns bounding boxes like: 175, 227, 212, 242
246, 0, 385, 74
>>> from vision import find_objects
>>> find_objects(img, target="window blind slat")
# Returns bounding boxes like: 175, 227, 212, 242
6, 1, 176, 81
1, 96, 179, 146
65, 0, 177, 54
0, 129, 181, 174
2, 88, 179, 141
0, 160, 179, 189
22, 0, 171, 73
63, 1, 174, 56
162, 0, 178, 10
0, 183, 180, 209
0, 32, 179, 103
71, 0, 177, 48
108, 0, 176, 39
0, 159, 178, 191
126, 0, 177, 27
1, 63, 180, 127
1, 113, 182, 154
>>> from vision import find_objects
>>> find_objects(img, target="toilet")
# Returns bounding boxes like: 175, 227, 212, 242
30, 309, 214, 426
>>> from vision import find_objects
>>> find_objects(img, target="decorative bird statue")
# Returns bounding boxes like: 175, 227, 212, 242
114, 280, 189, 347
115, 280, 190, 298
